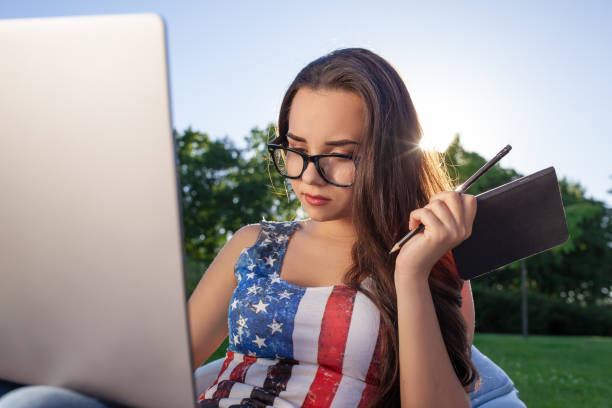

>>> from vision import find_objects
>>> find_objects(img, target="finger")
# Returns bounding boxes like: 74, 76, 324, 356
409, 207, 445, 239
424, 199, 458, 236
431, 191, 465, 230
462, 194, 478, 237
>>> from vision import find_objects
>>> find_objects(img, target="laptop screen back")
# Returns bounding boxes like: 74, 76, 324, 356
0, 13, 196, 408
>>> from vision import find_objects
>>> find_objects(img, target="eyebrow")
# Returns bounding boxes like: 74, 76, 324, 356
286, 132, 360, 147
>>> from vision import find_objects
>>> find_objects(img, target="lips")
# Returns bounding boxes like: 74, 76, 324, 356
304, 193, 330, 205
304, 193, 329, 200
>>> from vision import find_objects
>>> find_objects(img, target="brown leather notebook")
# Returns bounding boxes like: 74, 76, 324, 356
452, 166, 570, 280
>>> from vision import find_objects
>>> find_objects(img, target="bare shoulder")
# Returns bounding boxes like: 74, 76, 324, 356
189, 222, 263, 297
230, 223, 263, 249
211, 223, 263, 278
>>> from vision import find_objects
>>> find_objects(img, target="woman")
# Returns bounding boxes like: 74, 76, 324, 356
189, 47, 525, 407
0, 48, 524, 407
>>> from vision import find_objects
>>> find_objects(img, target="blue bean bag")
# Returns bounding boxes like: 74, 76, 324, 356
468, 345, 526, 407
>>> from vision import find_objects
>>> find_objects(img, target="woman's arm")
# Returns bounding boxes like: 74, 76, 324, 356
396, 274, 471, 408
393, 191, 477, 407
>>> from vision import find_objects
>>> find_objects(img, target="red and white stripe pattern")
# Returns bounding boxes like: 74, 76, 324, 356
199, 283, 382, 407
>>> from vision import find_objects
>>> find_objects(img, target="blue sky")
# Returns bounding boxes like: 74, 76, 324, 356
2, 0, 611, 206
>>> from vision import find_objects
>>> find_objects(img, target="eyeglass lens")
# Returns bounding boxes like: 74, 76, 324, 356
273, 148, 355, 186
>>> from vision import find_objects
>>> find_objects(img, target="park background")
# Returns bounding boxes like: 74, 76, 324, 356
3, 1, 611, 406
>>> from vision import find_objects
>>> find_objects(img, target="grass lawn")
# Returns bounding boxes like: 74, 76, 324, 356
204, 333, 612, 407
473, 333, 612, 407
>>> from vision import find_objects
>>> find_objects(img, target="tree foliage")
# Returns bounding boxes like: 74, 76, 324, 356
175, 125, 300, 295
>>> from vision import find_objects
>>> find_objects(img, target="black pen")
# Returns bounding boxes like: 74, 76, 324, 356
388, 144, 512, 254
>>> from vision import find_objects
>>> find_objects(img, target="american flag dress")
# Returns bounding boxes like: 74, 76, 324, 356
198, 220, 382, 408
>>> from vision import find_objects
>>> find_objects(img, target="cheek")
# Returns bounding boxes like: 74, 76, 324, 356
288, 179, 299, 195
338, 189, 354, 205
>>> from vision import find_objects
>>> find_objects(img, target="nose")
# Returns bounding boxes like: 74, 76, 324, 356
300, 159, 326, 185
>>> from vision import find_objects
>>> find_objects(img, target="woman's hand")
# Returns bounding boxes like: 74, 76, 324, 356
394, 191, 477, 282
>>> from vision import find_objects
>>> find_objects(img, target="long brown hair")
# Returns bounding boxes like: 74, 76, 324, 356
271, 48, 480, 406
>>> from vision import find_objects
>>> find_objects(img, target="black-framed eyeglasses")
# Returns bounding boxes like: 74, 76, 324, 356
267, 143, 360, 187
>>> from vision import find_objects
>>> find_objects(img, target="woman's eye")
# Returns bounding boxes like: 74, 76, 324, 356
288, 146, 352, 157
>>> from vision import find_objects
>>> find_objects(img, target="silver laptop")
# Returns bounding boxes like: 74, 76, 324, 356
0, 13, 197, 408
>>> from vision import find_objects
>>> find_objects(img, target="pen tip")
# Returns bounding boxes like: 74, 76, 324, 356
389, 244, 399, 254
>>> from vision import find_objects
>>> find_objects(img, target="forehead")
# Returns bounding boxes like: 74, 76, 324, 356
288, 87, 365, 144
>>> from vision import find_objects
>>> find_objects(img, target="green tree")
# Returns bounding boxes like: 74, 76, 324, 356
176, 125, 300, 296
443, 133, 523, 194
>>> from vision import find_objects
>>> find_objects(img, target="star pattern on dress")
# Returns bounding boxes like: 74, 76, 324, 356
227, 220, 306, 359
275, 234, 288, 244
269, 272, 282, 284
264, 255, 276, 267
251, 299, 269, 314
237, 315, 248, 328
279, 290, 293, 300
267, 318, 283, 335
252, 335, 266, 348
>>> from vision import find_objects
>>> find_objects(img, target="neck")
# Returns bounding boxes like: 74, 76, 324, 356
303, 217, 357, 245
